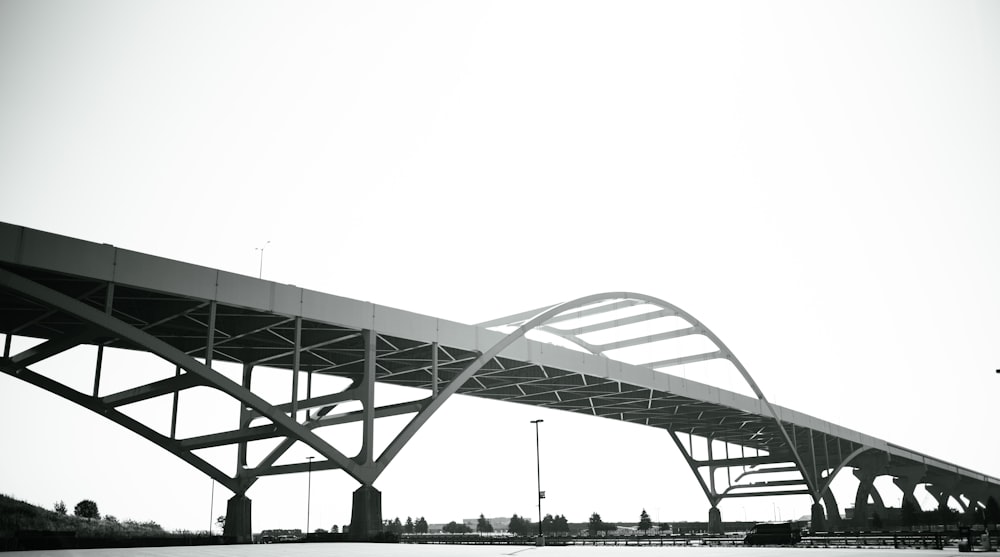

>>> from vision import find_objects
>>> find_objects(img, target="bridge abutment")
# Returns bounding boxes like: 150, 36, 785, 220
223, 495, 252, 543
349, 484, 383, 540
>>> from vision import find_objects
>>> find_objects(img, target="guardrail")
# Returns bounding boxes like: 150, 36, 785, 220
570, 536, 742, 547
401, 535, 537, 545
801, 532, 945, 550
400, 534, 742, 546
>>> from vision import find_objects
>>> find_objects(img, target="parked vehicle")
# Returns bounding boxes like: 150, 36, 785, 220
743, 522, 801, 545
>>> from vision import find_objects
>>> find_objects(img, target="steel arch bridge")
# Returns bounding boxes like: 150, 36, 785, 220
1, 222, 997, 541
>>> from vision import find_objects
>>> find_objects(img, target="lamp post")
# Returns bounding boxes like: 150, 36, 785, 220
531, 419, 544, 545
255, 241, 270, 279
306, 456, 315, 538
208, 479, 215, 536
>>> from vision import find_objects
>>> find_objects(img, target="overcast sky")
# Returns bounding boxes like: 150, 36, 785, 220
1, 0, 998, 533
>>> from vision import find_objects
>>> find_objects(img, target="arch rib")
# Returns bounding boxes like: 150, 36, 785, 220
482, 292, 819, 498
377, 291, 815, 500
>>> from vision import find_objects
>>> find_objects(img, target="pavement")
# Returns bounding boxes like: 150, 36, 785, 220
0, 543, 981, 557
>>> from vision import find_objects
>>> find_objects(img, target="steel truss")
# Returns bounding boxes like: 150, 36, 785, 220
0, 266, 485, 539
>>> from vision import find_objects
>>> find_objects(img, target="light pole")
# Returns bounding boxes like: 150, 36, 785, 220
531, 419, 544, 544
208, 479, 215, 536
255, 241, 270, 279
306, 456, 315, 538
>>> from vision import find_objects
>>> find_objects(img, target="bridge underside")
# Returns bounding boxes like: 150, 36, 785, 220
1, 224, 997, 539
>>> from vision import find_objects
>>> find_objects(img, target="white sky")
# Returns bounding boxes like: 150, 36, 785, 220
1, 0, 998, 534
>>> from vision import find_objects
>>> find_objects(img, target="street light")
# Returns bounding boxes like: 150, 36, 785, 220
208, 479, 215, 536
306, 456, 315, 538
531, 419, 544, 544
255, 241, 270, 279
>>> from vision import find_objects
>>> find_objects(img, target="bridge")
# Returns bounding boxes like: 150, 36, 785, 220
1, 222, 997, 541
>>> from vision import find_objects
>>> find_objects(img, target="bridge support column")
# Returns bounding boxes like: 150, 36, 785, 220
810, 502, 826, 533
927, 482, 965, 527
223, 495, 252, 543
349, 485, 382, 540
853, 469, 887, 529
892, 476, 923, 512
708, 506, 722, 534
853, 473, 873, 529
823, 490, 842, 531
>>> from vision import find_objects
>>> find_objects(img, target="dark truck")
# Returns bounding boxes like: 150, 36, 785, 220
743, 522, 802, 546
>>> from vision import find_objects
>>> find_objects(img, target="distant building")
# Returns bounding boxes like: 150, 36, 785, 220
462, 517, 510, 532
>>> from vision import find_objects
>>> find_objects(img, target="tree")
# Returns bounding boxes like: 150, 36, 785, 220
442, 521, 471, 534
415, 517, 429, 534
477, 514, 494, 533
638, 509, 653, 535
216, 515, 226, 531
383, 518, 403, 534
509, 514, 529, 537
404, 516, 414, 534
74, 499, 100, 520
659, 522, 671, 535
54, 501, 67, 515
542, 513, 555, 535
553, 514, 569, 535
588, 512, 603, 537
986, 497, 1000, 527
330, 525, 339, 533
